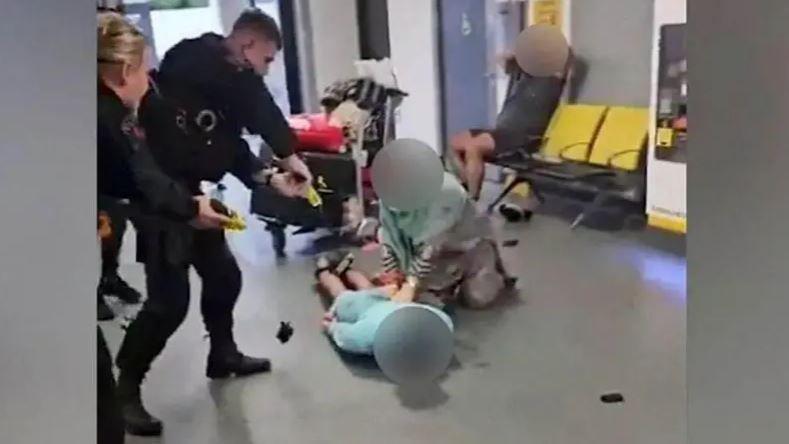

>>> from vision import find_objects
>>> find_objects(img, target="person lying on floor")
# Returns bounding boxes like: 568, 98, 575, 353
377, 170, 516, 310
315, 254, 453, 356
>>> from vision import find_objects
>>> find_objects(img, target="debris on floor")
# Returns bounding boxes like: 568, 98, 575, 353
502, 239, 520, 247
498, 204, 534, 223
276, 321, 294, 343
600, 393, 625, 404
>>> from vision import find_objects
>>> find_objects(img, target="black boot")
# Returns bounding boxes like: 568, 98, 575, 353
99, 274, 142, 304
98, 295, 115, 321
206, 348, 271, 379
116, 373, 163, 437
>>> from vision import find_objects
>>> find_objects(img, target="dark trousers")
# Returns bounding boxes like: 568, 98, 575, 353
101, 203, 130, 278
98, 326, 125, 444
116, 230, 242, 380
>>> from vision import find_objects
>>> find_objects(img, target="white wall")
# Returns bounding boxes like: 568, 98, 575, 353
388, 0, 442, 151
147, 0, 290, 114
646, 0, 686, 227
305, 0, 360, 94
570, 0, 653, 106
150, 1, 224, 60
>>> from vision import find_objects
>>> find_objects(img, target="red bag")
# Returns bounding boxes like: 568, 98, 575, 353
287, 114, 345, 153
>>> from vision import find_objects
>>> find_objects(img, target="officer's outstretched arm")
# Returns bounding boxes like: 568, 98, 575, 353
229, 137, 266, 190
232, 72, 296, 159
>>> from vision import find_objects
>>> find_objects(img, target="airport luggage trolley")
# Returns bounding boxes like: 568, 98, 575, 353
250, 85, 407, 257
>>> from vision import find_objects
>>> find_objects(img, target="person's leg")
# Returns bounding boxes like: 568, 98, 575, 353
100, 208, 127, 278
192, 230, 270, 379
458, 241, 506, 310
115, 258, 191, 436
99, 204, 142, 304
450, 130, 496, 200
344, 269, 374, 290
318, 269, 350, 300
97, 326, 125, 444
98, 287, 115, 321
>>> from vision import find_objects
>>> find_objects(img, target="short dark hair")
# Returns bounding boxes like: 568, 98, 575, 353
232, 8, 282, 50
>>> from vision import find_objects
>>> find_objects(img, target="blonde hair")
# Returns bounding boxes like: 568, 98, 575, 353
97, 11, 145, 75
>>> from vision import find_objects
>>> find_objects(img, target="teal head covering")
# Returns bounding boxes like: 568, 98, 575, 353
379, 172, 469, 272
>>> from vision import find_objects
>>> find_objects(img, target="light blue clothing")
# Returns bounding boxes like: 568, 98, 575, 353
327, 288, 454, 355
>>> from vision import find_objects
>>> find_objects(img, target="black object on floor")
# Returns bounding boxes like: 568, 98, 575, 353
277, 321, 294, 343
498, 204, 534, 223
502, 239, 520, 247
498, 204, 522, 222
600, 393, 625, 404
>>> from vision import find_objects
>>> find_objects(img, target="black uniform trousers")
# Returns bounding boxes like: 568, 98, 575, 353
98, 326, 125, 444
100, 200, 133, 278
116, 228, 242, 381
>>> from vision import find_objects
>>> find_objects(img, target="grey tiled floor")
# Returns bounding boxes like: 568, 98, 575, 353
102, 179, 686, 444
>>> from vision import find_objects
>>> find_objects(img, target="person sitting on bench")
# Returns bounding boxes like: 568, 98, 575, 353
449, 47, 572, 202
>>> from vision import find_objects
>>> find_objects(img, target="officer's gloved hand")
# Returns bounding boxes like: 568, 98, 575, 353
280, 154, 313, 191
190, 195, 232, 230
270, 173, 307, 199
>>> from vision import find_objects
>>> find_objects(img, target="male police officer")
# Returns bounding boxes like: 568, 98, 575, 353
115, 9, 312, 436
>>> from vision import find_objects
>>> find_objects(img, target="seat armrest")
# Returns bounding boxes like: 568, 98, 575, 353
558, 142, 592, 161
607, 149, 642, 169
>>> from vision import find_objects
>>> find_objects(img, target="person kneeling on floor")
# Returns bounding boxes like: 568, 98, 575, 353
372, 139, 516, 310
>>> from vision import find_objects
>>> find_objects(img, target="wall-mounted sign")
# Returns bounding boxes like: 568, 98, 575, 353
529, 0, 563, 29
646, 0, 686, 234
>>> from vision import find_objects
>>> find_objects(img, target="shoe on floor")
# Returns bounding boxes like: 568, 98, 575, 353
116, 376, 163, 437
315, 251, 355, 279
206, 351, 272, 379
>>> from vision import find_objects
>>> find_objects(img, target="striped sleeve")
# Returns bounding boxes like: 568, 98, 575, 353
381, 244, 400, 273
409, 244, 436, 280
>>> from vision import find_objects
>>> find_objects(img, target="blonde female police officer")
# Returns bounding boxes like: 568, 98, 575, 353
97, 9, 241, 439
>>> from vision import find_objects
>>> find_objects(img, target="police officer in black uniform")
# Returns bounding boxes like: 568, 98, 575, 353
114, 8, 312, 437
97, 10, 232, 442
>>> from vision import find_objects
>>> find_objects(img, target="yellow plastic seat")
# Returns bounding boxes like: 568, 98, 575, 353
587, 106, 649, 170
540, 104, 608, 161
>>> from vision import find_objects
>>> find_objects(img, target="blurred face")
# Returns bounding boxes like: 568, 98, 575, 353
102, 46, 151, 110
242, 37, 279, 76
121, 47, 151, 106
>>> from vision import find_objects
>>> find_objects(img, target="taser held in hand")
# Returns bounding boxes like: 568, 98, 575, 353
210, 199, 247, 231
